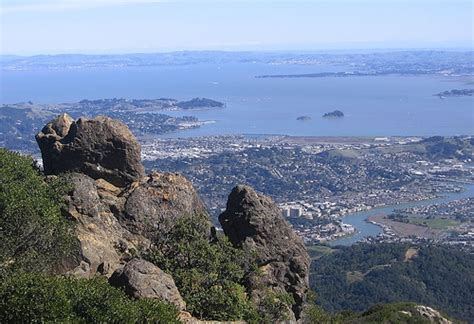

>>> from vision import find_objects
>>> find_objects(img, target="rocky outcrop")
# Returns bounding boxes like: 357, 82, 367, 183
36, 114, 144, 187
36, 114, 311, 322
35, 114, 210, 279
109, 258, 186, 310
414, 305, 452, 324
63, 173, 149, 278
62, 171, 209, 278
219, 185, 310, 320
121, 172, 208, 237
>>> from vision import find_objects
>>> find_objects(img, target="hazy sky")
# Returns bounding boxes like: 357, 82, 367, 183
1, 0, 472, 55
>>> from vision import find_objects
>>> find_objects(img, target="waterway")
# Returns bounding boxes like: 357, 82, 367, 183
329, 183, 474, 246
1, 63, 473, 137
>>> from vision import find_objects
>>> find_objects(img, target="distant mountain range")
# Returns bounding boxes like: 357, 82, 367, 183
1, 50, 472, 78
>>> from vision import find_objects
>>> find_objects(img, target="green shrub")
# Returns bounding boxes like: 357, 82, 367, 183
259, 289, 295, 323
146, 214, 259, 321
0, 149, 76, 278
0, 273, 179, 323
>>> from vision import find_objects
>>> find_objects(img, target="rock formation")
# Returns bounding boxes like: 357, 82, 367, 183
35, 115, 208, 278
219, 185, 310, 320
35, 114, 310, 321
414, 305, 452, 324
121, 172, 208, 237
109, 258, 186, 311
61, 170, 208, 278
36, 114, 144, 187
62, 173, 149, 278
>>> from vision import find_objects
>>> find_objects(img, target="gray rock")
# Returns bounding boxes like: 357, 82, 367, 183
35, 115, 210, 286
109, 258, 186, 311
121, 171, 209, 238
63, 173, 149, 278
219, 185, 310, 320
36, 114, 144, 187
62, 171, 210, 278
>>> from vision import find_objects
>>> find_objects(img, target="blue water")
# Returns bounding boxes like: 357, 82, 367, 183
1, 63, 473, 243
1, 63, 473, 136
330, 184, 474, 246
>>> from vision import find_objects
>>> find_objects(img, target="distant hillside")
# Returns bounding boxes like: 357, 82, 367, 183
322, 136, 473, 161
419, 136, 474, 160
310, 243, 474, 322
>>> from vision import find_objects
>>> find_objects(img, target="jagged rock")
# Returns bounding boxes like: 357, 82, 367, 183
219, 185, 310, 320
61, 170, 210, 278
63, 173, 149, 278
121, 172, 209, 237
109, 259, 186, 311
36, 114, 144, 187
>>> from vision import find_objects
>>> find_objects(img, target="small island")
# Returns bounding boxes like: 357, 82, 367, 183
323, 110, 344, 118
176, 97, 225, 109
296, 116, 311, 121
434, 89, 474, 98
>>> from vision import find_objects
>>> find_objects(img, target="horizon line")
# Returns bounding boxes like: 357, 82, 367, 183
2, 46, 473, 57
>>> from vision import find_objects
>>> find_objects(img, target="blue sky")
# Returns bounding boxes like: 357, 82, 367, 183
0, 0, 472, 55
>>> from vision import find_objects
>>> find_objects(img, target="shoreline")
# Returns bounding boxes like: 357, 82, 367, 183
329, 184, 474, 245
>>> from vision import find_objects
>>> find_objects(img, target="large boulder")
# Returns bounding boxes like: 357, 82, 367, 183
219, 185, 310, 320
109, 258, 186, 311
121, 172, 209, 238
36, 114, 144, 187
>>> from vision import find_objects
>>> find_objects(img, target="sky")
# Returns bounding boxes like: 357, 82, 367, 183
0, 0, 472, 55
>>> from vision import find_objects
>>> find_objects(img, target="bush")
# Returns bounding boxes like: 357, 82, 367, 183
0, 149, 76, 278
259, 289, 295, 322
146, 214, 259, 321
0, 273, 179, 323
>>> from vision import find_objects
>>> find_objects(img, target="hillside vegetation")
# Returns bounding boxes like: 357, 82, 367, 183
0, 149, 76, 278
0, 143, 466, 323
0, 149, 180, 322
310, 243, 474, 322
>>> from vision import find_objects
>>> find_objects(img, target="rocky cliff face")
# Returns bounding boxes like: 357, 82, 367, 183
219, 185, 310, 320
36, 114, 310, 321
